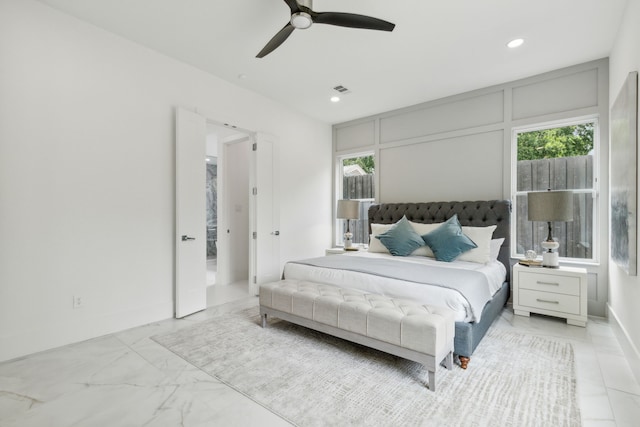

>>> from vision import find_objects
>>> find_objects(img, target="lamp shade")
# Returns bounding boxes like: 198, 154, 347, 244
527, 190, 574, 222
336, 199, 360, 220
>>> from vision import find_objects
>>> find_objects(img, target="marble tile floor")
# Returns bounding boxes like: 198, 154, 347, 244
1, 296, 640, 427
0, 282, 291, 427
493, 310, 640, 427
206, 281, 249, 308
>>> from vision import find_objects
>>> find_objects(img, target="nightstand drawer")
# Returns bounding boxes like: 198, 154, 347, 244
518, 271, 580, 296
518, 289, 581, 315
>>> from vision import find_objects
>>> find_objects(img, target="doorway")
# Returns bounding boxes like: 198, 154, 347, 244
175, 108, 280, 317
205, 122, 252, 306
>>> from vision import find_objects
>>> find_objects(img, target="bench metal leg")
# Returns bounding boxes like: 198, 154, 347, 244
444, 351, 453, 370
428, 351, 453, 391
261, 313, 267, 328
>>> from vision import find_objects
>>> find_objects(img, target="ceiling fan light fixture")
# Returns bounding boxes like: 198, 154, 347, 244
291, 12, 312, 29
256, 0, 394, 58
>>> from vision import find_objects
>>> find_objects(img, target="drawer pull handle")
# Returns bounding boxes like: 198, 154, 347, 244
537, 281, 560, 286
536, 298, 559, 304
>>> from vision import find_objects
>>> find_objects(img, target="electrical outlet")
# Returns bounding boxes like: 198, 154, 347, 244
73, 296, 84, 309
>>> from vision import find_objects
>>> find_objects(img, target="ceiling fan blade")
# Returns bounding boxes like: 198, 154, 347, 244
312, 12, 395, 31
256, 23, 296, 58
283, 0, 301, 14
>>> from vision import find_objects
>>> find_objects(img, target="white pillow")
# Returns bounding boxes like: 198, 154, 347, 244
370, 220, 499, 263
457, 225, 497, 263
408, 221, 442, 235
409, 221, 442, 257
489, 238, 505, 261
411, 246, 434, 257
368, 223, 395, 253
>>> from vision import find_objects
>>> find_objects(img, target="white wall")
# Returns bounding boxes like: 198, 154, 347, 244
608, 0, 640, 384
0, 0, 332, 362
205, 132, 219, 158
334, 59, 610, 317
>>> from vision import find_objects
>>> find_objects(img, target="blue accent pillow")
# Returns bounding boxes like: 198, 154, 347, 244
375, 216, 425, 256
421, 215, 477, 262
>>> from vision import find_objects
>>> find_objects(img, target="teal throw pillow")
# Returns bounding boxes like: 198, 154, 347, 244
421, 215, 477, 262
375, 216, 425, 256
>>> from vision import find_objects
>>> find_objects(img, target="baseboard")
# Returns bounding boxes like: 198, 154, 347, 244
607, 303, 640, 386
0, 300, 174, 363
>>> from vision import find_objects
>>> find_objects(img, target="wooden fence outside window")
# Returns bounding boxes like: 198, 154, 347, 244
340, 154, 593, 259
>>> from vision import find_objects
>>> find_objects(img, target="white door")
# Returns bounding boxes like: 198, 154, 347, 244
175, 107, 207, 318
249, 133, 280, 295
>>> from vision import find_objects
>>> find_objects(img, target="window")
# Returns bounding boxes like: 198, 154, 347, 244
337, 153, 375, 246
513, 119, 598, 262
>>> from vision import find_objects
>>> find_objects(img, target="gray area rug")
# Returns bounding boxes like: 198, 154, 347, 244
153, 307, 580, 427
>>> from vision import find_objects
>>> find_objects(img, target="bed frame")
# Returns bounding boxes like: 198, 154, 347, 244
368, 200, 511, 369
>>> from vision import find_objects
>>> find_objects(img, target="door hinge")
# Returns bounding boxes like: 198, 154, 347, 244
252, 142, 257, 151
253, 276, 257, 284
252, 187, 257, 195
253, 231, 257, 239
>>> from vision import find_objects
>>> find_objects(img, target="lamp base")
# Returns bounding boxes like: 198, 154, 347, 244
344, 232, 353, 249
541, 240, 560, 268
542, 251, 559, 268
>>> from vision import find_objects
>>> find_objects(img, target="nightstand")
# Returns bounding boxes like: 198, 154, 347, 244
512, 263, 587, 327
325, 248, 346, 255
326, 247, 361, 255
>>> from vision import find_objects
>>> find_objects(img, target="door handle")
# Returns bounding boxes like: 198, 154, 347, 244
181, 235, 196, 241
271, 231, 280, 236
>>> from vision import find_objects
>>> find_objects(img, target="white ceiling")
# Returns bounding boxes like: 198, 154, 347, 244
38, 0, 627, 124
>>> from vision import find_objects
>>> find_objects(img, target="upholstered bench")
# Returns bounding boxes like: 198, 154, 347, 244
259, 279, 456, 391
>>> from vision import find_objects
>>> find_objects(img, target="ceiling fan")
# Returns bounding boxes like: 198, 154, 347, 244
256, 0, 395, 58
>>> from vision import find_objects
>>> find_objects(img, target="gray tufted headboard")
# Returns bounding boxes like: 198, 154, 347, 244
368, 200, 512, 282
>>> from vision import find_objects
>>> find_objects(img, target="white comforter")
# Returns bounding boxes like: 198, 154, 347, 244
282, 251, 506, 322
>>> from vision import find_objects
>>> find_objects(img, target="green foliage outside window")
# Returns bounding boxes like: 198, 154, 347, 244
343, 155, 375, 174
517, 124, 594, 160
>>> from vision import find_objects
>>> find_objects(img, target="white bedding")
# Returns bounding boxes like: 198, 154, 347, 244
282, 251, 506, 322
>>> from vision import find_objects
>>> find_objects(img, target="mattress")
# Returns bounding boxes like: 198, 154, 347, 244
282, 251, 506, 322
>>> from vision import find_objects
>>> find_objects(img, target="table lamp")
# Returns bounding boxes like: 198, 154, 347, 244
336, 199, 360, 250
527, 190, 574, 268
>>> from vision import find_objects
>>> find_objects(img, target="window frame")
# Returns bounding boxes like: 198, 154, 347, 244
335, 151, 375, 247
511, 116, 600, 264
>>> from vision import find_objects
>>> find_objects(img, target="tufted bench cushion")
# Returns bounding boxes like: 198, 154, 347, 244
259, 279, 456, 391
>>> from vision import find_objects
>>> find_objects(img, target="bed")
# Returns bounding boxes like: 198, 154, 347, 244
283, 200, 511, 369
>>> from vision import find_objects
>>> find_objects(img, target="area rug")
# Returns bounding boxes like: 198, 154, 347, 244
152, 307, 581, 427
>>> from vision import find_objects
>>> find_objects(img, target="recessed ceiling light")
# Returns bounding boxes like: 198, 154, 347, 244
330, 96, 340, 103
507, 38, 524, 48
